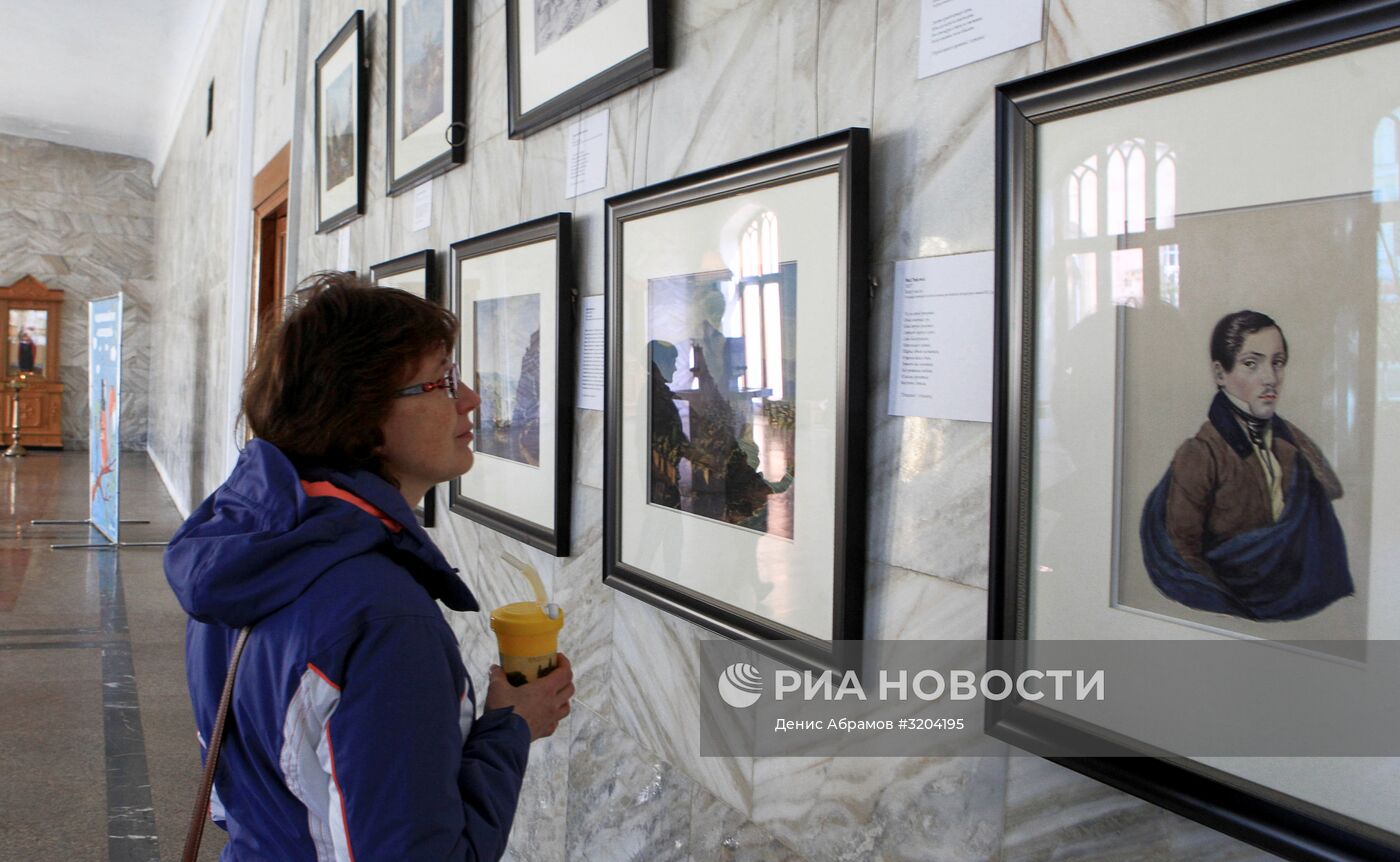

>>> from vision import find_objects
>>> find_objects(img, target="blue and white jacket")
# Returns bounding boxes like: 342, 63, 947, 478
165, 439, 529, 861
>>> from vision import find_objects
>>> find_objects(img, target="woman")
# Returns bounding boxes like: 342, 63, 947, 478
1140, 309, 1353, 621
165, 272, 573, 860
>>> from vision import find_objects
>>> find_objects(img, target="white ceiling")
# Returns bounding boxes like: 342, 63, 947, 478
0, 0, 220, 167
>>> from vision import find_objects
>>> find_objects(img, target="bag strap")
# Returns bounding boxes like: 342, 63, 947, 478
182, 625, 252, 862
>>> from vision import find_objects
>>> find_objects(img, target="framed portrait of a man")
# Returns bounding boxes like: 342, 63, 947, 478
1132, 309, 1357, 636
989, 1, 1400, 858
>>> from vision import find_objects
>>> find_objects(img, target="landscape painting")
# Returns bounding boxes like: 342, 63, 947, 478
474, 294, 542, 466
400, 0, 445, 137
325, 65, 356, 189
534, 0, 621, 52
646, 265, 798, 539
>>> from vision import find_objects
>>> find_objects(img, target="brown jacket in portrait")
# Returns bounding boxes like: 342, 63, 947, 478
1165, 404, 1343, 579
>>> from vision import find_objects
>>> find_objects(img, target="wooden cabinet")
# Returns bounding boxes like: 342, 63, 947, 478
2, 275, 65, 449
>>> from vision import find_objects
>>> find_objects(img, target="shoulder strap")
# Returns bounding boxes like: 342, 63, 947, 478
182, 625, 252, 862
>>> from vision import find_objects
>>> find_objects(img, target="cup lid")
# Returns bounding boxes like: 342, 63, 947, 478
490, 601, 565, 636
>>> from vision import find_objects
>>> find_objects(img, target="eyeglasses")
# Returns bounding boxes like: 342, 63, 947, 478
395, 362, 459, 400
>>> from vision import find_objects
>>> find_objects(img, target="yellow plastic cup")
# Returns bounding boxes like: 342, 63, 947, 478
489, 602, 564, 686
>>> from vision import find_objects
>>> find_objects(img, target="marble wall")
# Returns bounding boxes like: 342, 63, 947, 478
149, 0, 1303, 859
148, 0, 247, 512
0, 133, 154, 451
252, 0, 298, 172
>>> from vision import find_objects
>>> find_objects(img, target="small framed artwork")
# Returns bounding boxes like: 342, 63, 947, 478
7, 308, 48, 376
604, 129, 869, 669
990, 1, 1400, 858
370, 250, 439, 300
449, 214, 575, 555
506, 0, 667, 139
315, 11, 367, 233
386, 0, 467, 195
372, 249, 442, 527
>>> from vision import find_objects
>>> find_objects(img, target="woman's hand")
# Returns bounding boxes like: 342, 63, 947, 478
484, 653, 575, 741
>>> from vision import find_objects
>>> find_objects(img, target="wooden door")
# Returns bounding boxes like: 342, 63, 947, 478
246, 144, 291, 442
250, 143, 291, 351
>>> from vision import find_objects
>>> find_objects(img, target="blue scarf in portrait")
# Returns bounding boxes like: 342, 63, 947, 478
1139, 401, 1355, 622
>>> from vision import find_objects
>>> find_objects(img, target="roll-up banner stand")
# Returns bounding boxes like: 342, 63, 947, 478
89, 294, 121, 541
39, 294, 165, 550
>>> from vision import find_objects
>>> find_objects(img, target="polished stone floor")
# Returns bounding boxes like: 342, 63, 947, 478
0, 450, 226, 862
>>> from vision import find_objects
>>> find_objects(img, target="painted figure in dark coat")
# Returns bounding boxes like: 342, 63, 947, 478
16, 329, 35, 372
648, 340, 687, 508
1140, 310, 1354, 621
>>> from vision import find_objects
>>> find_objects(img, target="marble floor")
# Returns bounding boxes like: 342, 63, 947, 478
0, 450, 225, 862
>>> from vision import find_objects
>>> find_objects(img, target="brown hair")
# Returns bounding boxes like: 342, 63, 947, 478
1210, 309, 1288, 372
242, 271, 458, 482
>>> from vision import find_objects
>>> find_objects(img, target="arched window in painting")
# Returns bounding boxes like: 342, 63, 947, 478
1061, 156, 1100, 324
738, 210, 780, 278
730, 210, 792, 401
1054, 136, 1179, 326
729, 209, 797, 540
1155, 144, 1177, 230
1066, 156, 1098, 239
1155, 144, 1180, 306
1375, 112, 1399, 205
1105, 138, 1147, 236
1374, 110, 1400, 400
1104, 139, 1148, 306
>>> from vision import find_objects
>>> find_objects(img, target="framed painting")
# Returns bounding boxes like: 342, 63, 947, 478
449, 214, 575, 555
604, 128, 869, 669
315, 11, 367, 233
371, 249, 442, 527
990, 1, 1400, 858
506, 0, 667, 139
387, 0, 467, 195
7, 307, 48, 376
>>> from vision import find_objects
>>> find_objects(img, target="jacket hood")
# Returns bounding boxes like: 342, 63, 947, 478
164, 439, 477, 627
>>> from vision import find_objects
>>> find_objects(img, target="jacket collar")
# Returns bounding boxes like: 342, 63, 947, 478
1208, 390, 1294, 459
294, 455, 479, 612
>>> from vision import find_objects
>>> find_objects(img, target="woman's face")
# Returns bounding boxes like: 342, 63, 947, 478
1214, 327, 1287, 419
377, 348, 481, 504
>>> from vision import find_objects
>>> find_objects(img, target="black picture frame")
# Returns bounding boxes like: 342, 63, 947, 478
506, 0, 668, 139
370, 250, 439, 297
386, 0, 468, 196
448, 214, 575, 556
603, 128, 869, 671
314, 11, 368, 233
371, 249, 442, 528
989, 2, 1400, 860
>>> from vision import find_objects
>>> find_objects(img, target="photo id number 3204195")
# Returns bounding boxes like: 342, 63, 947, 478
898, 718, 965, 730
